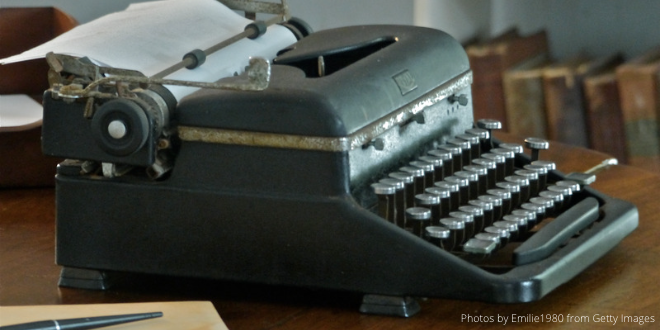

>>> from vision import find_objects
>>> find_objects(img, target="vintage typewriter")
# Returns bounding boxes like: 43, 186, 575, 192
41, 7, 638, 317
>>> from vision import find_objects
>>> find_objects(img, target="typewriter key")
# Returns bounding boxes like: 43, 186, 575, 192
547, 184, 573, 206
476, 119, 502, 150
456, 133, 481, 161
380, 178, 406, 227
487, 189, 512, 215
463, 238, 497, 254
474, 232, 501, 250
465, 128, 489, 154
469, 199, 494, 229
520, 202, 546, 224
439, 218, 465, 251
484, 226, 510, 247
472, 158, 497, 189
419, 155, 444, 182
480, 153, 506, 182
372, 183, 396, 223
556, 180, 581, 193
531, 160, 556, 171
410, 160, 435, 189
499, 143, 524, 155
434, 181, 459, 211
511, 209, 538, 229
503, 214, 529, 237
530, 197, 555, 217
400, 166, 426, 196
425, 187, 451, 219
463, 165, 488, 195
490, 148, 515, 176
524, 164, 549, 190
515, 169, 540, 197
389, 171, 415, 211
496, 181, 521, 208
525, 137, 550, 162
444, 176, 469, 206
438, 144, 463, 174
449, 211, 475, 239
454, 171, 479, 200
427, 148, 453, 179
415, 193, 442, 225
448, 138, 472, 168
539, 190, 565, 213
478, 194, 503, 223
425, 226, 451, 251
493, 220, 519, 241
406, 207, 431, 238
459, 205, 485, 233
504, 175, 530, 203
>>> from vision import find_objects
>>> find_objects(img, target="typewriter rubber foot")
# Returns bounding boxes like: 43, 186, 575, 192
359, 294, 421, 317
58, 267, 113, 290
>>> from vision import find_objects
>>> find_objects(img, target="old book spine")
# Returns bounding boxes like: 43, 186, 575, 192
543, 64, 590, 147
583, 71, 628, 163
616, 51, 660, 172
467, 30, 548, 130
503, 56, 549, 139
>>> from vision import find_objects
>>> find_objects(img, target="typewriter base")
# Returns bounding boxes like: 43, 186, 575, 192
58, 267, 113, 290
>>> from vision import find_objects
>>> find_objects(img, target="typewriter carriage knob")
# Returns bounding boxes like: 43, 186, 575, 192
91, 98, 150, 157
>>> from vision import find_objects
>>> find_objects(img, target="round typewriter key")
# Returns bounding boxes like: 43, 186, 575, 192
389, 171, 415, 211
524, 164, 549, 190
481, 153, 506, 182
469, 199, 494, 228
472, 158, 497, 189
425, 187, 451, 218
425, 226, 451, 251
428, 148, 453, 179
439, 144, 463, 174
465, 128, 490, 154
539, 190, 565, 212
440, 217, 465, 251
521, 202, 546, 224
435, 181, 459, 211
476, 119, 502, 150
410, 160, 435, 189
499, 143, 524, 155
372, 183, 396, 223
496, 181, 521, 208
515, 169, 540, 197
479, 194, 503, 223
556, 180, 581, 193
448, 138, 472, 168
415, 193, 442, 225
503, 214, 529, 237
406, 207, 431, 238
456, 133, 481, 161
547, 184, 573, 206
449, 211, 475, 240
484, 226, 510, 247
531, 160, 556, 171
400, 166, 425, 196
459, 205, 485, 233
525, 137, 550, 162
444, 176, 469, 206
490, 148, 515, 176
530, 196, 555, 217
487, 189, 512, 215
475, 232, 501, 250
380, 178, 406, 227
505, 175, 530, 203
419, 155, 444, 182
493, 220, 519, 241
463, 164, 488, 195
454, 170, 479, 200
511, 209, 538, 229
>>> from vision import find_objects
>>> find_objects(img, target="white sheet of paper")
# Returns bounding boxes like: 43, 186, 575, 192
0, 0, 297, 101
0, 94, 43, 132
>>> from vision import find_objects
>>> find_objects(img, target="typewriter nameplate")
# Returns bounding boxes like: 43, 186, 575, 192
178, 70, 472, 152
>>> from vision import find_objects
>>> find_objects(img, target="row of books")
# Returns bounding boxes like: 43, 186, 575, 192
466, 28, 660, 173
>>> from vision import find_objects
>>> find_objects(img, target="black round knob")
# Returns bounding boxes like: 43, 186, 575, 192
91, 99, 149, 157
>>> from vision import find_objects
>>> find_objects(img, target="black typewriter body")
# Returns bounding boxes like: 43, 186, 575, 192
43, 25, 638, 317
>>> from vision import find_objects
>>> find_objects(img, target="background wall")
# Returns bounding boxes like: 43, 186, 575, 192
1, 0, 658, 60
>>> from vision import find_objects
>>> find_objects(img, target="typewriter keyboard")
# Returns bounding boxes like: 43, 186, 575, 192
369, 118, 610, 269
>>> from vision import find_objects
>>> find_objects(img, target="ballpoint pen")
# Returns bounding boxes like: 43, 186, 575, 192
0, 311, 163, 330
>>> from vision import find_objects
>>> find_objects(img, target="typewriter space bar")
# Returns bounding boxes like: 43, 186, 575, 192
513, 197, 600, 265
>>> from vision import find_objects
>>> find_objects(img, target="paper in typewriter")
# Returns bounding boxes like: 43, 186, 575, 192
0, 0, 297, 101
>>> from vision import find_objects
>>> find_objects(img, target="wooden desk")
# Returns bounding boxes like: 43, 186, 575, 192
2, 139, 659, 329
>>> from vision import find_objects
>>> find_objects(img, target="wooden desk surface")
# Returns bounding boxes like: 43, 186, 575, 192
2, 139, 659, 329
